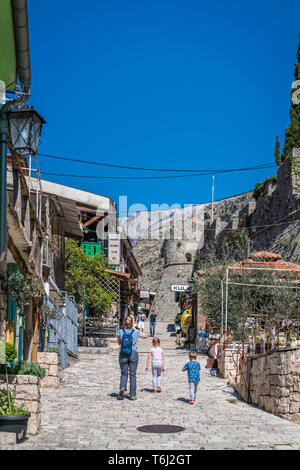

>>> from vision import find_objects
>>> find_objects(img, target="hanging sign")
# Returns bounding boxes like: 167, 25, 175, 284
140, 290, 150, 299
108, 233, 121, 265
171, 284, 190, 292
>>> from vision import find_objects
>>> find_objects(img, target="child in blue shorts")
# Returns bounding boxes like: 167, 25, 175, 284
182, 351, 201, 404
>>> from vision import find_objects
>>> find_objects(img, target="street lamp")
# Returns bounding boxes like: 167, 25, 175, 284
7, 107, 46, 156
0, 106, 45, 261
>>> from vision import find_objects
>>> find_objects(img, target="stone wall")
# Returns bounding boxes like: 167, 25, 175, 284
37, 352, 59, 388
234, 347, 300, 423
250, 149, 300, 263
0, 374, 41, 434
197, 147, 300, 271
218, 345, 246, 383
81, 337, 110, 349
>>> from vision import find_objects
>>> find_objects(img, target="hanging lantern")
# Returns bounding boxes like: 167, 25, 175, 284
7, 107, 46, 156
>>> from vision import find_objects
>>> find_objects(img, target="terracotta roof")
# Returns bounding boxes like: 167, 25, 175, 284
230, 251, 300, 272
249, 251, 282, 261
193, 251, 300, 278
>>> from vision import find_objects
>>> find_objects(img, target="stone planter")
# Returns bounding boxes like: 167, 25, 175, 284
37, 352, 59, 388
0, 374, 41, 435
0, 413, 30, 444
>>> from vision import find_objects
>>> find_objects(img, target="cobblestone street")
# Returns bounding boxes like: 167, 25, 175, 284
2, 322, 300, 450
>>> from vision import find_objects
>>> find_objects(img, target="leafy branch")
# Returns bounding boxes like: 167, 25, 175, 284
7, 271, 43, 307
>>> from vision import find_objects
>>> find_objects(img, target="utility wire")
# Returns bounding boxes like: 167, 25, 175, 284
37, 152, 277, 174
30, 166, 277, 180
39, 171, 236, 180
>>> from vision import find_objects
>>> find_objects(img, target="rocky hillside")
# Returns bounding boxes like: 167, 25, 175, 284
119, 148, 300, 302
119, 190, 254, 292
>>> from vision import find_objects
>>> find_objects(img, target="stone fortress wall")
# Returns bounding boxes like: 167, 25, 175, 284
133, 148, 300, 322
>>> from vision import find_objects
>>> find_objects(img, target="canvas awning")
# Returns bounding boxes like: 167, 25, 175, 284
0, 0, 17, 90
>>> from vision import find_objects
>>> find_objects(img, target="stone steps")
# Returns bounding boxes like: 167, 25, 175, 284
77, 347, 110, 359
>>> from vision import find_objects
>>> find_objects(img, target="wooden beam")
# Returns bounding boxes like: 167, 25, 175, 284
82, 215, 101, 228
76, 205, 98, 213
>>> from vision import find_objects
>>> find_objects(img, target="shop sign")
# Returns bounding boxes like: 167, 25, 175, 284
108, 233, 120, 265
140, 290, 150, 299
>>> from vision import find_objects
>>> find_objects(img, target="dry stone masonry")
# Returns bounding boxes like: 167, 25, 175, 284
37, 352, 59, 388
235, 347, 300, 423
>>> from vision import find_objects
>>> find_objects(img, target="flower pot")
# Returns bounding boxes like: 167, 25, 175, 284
0, 413, 30, 444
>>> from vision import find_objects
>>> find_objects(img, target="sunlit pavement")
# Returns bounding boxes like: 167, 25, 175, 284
2, 321, 300, 450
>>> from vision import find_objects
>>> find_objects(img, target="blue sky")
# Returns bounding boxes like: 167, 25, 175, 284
27, 0, 300, 216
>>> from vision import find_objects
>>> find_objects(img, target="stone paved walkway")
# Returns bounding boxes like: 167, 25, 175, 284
3, 321, 300, 450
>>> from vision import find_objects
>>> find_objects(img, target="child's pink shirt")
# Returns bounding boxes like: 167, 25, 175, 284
150, 346, 164, 362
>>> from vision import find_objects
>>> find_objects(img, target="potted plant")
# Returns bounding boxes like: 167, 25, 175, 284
0, 342, 30, 444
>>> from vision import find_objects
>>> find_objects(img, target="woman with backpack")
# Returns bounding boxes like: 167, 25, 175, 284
117, 315, 147, 400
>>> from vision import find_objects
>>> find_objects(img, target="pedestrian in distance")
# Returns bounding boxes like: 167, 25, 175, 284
130, 310, 136, 328
145, 337, 165, 393
182, 351, 201, 404
117, 315, 147, 400
149, 310, 157, 337
137, 309, 146, 332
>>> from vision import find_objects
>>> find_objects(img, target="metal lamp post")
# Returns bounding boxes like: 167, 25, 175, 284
0, 106, 45, 261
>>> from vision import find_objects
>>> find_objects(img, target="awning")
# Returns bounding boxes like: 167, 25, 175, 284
51, 194, 83, 240
22, 176, 83, 240
0, 0, 17, 90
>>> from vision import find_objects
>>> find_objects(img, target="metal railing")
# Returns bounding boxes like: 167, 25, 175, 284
81, 241, 102, 258
46, 292, 78, 368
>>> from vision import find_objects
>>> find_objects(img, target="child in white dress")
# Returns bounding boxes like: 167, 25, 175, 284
145, 337, 165, 392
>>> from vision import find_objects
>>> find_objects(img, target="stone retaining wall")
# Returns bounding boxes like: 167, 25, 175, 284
0, 374, 41, 435
234, 347, 300, 423
219, 347, 246, 383
82, 337, 110, 348
37, 352, 59, 388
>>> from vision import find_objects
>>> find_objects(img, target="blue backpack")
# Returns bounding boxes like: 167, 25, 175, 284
121, 329, 134, 355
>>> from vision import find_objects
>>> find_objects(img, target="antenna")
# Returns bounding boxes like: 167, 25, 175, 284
211, 175, 215, 223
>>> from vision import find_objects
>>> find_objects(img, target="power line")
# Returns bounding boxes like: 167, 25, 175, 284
30, 166, 277, 180
38, 171, 234, 180
37, 152, 277, 174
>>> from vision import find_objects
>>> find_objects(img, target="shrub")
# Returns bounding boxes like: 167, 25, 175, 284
0, 391, 28, 416
253, 175, 277, 200
0, 343, 17, 364
16, 361, 46, 379
45, 346, 60, 357
0, 360, 46, 378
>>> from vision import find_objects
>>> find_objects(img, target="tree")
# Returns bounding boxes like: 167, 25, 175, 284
193, 230, 253, 339
274, 135, 282, 166
282, 41, 300, 160
65, 239, 117, 318
194, 251, 299, 342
